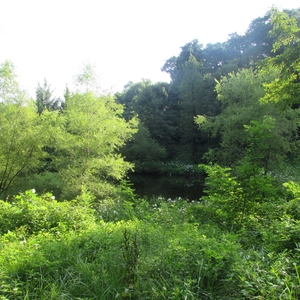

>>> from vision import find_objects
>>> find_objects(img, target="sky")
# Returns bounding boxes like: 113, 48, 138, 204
0, 0, 299, 99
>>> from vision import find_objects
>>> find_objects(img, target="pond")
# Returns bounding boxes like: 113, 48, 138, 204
128, 173, 205, 201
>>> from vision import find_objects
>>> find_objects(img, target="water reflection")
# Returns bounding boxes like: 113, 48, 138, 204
128, 173, 205, 201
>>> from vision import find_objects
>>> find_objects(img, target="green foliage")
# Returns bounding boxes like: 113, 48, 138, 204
158, 161, 204, 177
1, 186, 300, 299
117, 9, 298, 165
2, 7, 300, 300
200, 164, 245, 229
260, 8, 300, 107
196, 162, 300, 298
243, 116, 277, 173
13, 171, 65, 198
35, 79, 61, 115
0, 189, 94, 235
200, 68, 300, 168
200, 68, 272, 165
0, 59, 139, 199
0, 103, 50, 195
199, 160, 287, 234
75, 62, 101, 95
116, 80, 177, 161
121, 122, 167, 173
178, 55, 220, 161
0, 60, 26, 104
121, 228, 139, 287
54, 91, 138, 199
0, 191, 243, 300
236, 249, 300, 299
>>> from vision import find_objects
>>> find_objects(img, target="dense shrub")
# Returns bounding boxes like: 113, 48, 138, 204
0, 190, 95, 235
1, 187, 300, 299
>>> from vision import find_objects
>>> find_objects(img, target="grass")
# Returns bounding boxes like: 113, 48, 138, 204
0, 188, 300, 299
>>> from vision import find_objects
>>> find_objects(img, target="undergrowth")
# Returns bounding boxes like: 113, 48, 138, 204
0, 172, 300, 299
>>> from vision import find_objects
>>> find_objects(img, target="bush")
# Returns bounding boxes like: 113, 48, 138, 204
0, 190, 95, 235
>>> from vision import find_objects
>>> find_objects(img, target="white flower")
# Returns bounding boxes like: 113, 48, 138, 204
31, 189, 36, 194
51, 196, 55, 200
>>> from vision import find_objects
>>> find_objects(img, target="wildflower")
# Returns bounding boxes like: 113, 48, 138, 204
31, 189, 36, 194
51, 196, 55, 200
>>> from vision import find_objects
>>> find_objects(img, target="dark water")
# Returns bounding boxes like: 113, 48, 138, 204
128, 173, 205, 200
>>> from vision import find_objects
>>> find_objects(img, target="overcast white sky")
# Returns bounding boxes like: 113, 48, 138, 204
0, 0, 299, 98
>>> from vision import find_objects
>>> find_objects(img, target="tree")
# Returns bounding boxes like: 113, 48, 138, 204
42, 66, 137, 198
226, 11, 276, 69
260, 8, 300, 107
178, 55, 206, 161
121, 122, 167, 173
161, 40, 205, 88
196, 68, 300, 168
116, 80, 177, 160
75, 62, 101, 95
0, 60, 26, 104
54, 91, 138, 199
0, 102, 50, 195
35, 79, 61, 115
177, 55, 220, 162
243, 116, 280, 174
0, 61, 51, 195
202, 42, 239, 77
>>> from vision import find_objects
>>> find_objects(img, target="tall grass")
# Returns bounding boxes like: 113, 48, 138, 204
0, 190, 300, 299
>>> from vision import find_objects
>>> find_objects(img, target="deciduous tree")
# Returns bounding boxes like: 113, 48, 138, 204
55, 91, 138, 198
260, 8, 300, 107
196, 68, 300, 168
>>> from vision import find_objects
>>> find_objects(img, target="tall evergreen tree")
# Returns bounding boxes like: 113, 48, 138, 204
35, 79, 61, 115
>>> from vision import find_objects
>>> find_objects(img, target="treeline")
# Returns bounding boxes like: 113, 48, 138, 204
116, 7, 300, 174
0, 7, 299, 197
